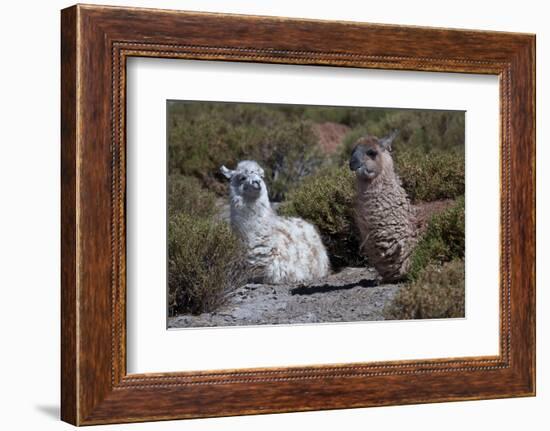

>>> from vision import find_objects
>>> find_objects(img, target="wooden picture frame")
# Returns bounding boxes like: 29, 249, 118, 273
61, 4, 535, 425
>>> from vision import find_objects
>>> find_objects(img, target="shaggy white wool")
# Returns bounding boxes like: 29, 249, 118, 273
221, 160, 330, 284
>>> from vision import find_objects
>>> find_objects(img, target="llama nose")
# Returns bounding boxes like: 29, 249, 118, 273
350, 153, 363, 171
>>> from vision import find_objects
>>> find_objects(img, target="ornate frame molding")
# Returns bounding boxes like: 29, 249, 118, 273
61, 5, 535, 425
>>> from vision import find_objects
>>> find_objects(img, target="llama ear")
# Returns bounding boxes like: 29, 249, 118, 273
220, 165, 235, 179
379, 129, 399, 151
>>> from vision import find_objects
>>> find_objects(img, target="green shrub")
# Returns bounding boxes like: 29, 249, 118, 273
168, 103, 465, 204
168, 104, 266, 195
337, 110, 464, 159
409, 196, 465, 280
301, 106, 387, 128
279, 165, 367, 269
336, 110, 465, 202
168, 213, 247, 316
362, 110, 465, 154
168, 101, 323, 200
168, 174, 217, 218
394, 149, 464, 202
384, 259, 465, 320
258, 120, 323, 201
338, 137, 464, 203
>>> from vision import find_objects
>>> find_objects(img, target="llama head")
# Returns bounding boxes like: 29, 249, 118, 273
220, 160, 268, 202
349, 130, 399, 182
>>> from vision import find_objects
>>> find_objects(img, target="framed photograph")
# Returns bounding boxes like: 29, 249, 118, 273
61, 4, 535, 425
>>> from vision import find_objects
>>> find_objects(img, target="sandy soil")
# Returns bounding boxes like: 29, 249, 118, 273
312, 122, 351, 154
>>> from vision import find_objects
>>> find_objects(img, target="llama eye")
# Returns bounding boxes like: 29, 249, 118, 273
366, 149, 378, 158
237, 174, 246, 182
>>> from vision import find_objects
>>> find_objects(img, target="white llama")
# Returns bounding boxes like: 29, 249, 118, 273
220, 160, 330, 284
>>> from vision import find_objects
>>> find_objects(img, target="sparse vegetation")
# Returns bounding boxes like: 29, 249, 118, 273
167, 101, 466, 320
279, 165, 366, 269
168, 213, 247, 316
168, 102, 323, 201
167, 173, 246, 315
300, 106, 386, 128
384, 259, 465, 320
394, 149, 464, 202
337, 110, 464, 158
409, 196, 465, 280
257, 120, 324, 201
168, 174, 216, 218
337, 111, 465, 202
357, 110, 465, 154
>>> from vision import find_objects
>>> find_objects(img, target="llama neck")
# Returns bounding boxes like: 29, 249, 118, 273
229, 192, 274, 241
356, 163, 413, 226
357, 163, 401, 198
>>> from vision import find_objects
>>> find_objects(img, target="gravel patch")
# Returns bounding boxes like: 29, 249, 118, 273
168, 267, 403, 328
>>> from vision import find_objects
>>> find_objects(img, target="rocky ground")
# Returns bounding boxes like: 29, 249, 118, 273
168, 267, 403, 328
169, 195, 452, 329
